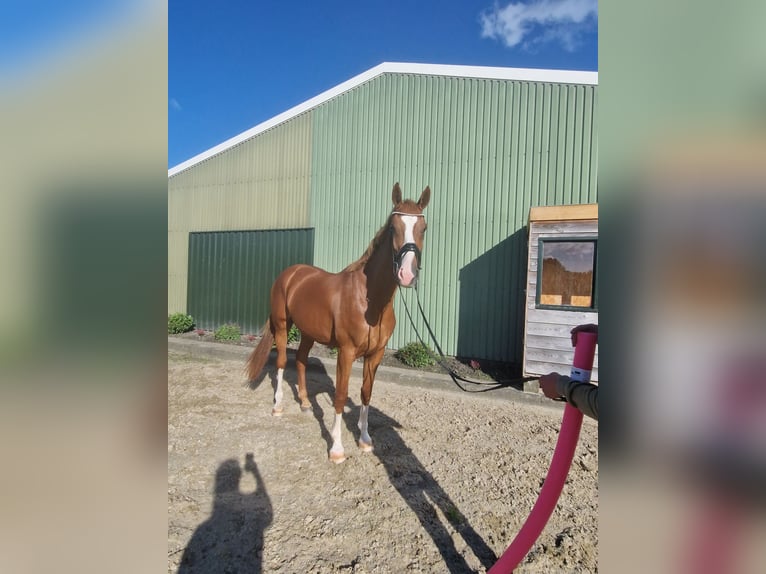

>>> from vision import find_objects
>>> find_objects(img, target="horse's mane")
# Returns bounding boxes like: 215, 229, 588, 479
342, 217, 392, 273
343, 201, 419, 273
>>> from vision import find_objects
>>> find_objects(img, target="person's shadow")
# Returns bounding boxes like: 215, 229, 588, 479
178, 453, 272, 574
255, 356, 497, 573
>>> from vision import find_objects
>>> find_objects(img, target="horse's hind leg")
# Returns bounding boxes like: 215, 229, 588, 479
271, 316, 289, 416
296, 335, 314, 412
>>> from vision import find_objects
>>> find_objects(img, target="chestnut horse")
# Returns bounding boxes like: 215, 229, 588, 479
246, 183, 430, 463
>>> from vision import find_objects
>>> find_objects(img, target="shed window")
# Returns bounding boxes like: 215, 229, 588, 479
536, 237, 597, 310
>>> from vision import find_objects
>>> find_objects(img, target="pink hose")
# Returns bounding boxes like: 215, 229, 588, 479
488, 404, 584, 573
489, 331, 596, 573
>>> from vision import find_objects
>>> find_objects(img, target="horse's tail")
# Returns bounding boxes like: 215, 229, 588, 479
246, 319, 274, 383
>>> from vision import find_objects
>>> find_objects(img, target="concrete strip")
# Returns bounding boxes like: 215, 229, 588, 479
168, 337, 558, 409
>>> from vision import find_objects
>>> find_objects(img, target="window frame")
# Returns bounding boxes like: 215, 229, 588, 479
535, 235, 599, 312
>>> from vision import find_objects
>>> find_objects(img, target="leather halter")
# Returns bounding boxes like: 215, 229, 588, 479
390, 211, 424, 275
394, 242, 422, 275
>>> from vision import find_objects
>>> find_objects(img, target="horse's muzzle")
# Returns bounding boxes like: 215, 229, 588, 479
397, 263, 418, 288
394, 243, 421, 288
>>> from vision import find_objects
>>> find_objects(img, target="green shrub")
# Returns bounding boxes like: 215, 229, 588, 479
395, 341, 436, 368
168, 313, 194, 334
287, 324, 301, 344
214, 323, 241, 341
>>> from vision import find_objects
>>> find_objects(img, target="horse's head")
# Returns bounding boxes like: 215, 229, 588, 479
389, 182, 430, 288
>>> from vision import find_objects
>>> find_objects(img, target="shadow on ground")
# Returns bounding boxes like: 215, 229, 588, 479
249, 352, 497, 573
177, 454, 272, 574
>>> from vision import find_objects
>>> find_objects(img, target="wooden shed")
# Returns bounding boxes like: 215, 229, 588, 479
523, 204, 598, 381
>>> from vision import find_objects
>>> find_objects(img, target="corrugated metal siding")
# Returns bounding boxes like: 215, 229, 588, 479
168, 113, 313, 313
168, 231, 188, 313
187, 229, 314, 333
310, 73, 598, 361
168, 114, 312, 231
524, 219, 598, 380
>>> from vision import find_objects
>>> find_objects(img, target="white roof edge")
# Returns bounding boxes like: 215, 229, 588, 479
384, 62, 598, 84
169, 62, 598, 177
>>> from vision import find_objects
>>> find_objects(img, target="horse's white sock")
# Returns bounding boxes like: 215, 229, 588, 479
330, 412, 344, 455
274, 368, 284, 408
358, 404, 372, 446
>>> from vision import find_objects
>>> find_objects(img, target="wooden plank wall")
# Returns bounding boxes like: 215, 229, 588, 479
523, 219, 599, 381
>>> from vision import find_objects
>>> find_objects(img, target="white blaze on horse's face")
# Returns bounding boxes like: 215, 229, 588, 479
401, 215, 418, 244
391, 211, 426, 287
398, 216, 418, 286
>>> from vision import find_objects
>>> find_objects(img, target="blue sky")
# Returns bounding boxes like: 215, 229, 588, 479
169, 0, 597, 168
169, 1, 597, 169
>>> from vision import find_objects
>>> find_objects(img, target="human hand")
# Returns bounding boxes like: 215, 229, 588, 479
539, 373, 564, 400
571, 323, 598, 347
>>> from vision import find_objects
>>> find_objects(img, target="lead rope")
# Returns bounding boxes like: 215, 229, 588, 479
398, 285, 538, 393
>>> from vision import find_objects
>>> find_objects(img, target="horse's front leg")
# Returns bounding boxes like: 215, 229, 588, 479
358, 347, 385, 452
329, 348, 354, 463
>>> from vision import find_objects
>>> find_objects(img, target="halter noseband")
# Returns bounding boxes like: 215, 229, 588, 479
390, 211, 424, 275
394, 242, 422, 274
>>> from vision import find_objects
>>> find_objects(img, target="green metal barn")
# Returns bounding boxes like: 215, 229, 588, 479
168, 62, 598, 363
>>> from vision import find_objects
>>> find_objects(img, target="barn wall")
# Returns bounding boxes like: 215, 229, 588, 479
310, 72, 598, 361
168, 113, 313, 313
524, 219, 599, 380
187, 229, 314, 333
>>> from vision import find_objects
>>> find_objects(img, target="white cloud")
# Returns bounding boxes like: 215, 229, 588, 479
480, 0, 597, 52
169, 97, 181, 111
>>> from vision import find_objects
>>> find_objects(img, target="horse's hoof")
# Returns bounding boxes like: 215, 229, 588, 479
329, 451, 346, 464
358, 440, 373, 453
300, 405, 312, 413
271, 407, 284, 417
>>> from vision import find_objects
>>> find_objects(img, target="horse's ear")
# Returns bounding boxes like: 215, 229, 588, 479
392, 182, 402, 206
417, 186, 431, 210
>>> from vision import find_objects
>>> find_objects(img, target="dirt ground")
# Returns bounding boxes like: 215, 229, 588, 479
168, 351, 598, 573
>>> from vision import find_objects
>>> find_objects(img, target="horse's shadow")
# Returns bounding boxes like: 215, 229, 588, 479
253, 354, 496, 573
